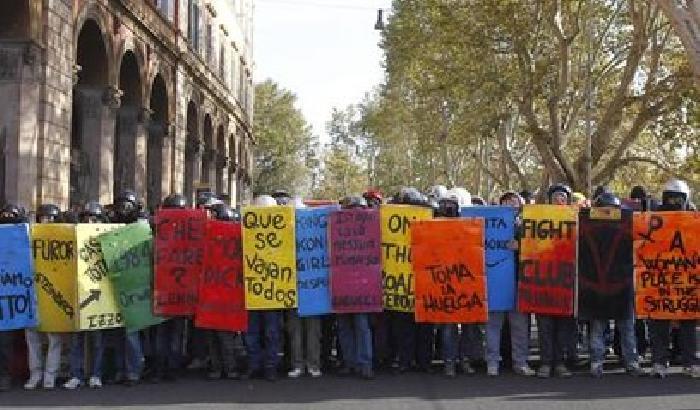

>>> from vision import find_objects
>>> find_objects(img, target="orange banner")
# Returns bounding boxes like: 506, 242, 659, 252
411, 218, 487, 324
633, 212, 700, 320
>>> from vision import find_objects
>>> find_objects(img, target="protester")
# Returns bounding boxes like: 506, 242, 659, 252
586, 192, 644, 378
535, 184, 577, 378
485, 192, 535, 377
24, 204, 64, 390
648, 179, 699, 379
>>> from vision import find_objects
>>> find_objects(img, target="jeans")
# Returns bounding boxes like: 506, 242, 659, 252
590, 319, 638, 366
25, 329, 63, 382
287, 311, 321, 370
337, 314, 373, 371
537, 316, 576, 367
440, 325, 458, 364
387, 312, 433, 369
650, 320, 698, 367
0, 331, 11, 378
207, 330, 238, 374
245, 311, 283, 372
154, 319, 184, 375
487, 312, 530, 367
69, 331, 105, 379
459, 324, 485, 362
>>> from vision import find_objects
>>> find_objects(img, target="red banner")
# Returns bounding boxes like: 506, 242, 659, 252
195, 221, 248, 331
154, 209, 207, 316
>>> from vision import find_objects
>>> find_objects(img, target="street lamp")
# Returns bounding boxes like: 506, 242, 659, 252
374, 9, 385, 30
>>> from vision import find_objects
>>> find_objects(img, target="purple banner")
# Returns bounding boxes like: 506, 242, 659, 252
330, 209, 382, 313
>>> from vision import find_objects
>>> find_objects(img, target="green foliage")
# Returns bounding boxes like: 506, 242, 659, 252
252, 80, 317, 196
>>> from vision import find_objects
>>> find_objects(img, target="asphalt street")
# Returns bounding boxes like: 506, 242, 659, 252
1, 366, 697, 410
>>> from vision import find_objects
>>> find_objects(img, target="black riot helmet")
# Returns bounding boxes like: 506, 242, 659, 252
271, 190, 292, 205
547, 183, 573, 205
395, 187, 429, 207
0, 203, 28, 224
37, 204, 61, 223
196, 192, 222, 209
340, 196, 368, 209
114, 189, 141, 221
593, 192, 621, 208
80, 201, 106, 223
162, 193, 188, 209
436, 197, 460, 218
211, 203, 236, 221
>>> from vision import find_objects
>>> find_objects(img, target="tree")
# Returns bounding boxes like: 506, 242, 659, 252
252, 79, 316, 196
361, 0, 698, 201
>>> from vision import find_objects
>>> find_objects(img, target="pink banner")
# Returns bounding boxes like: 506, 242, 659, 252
329, 209, 382, 313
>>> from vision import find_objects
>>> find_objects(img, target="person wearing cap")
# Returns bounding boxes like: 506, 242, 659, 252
485, 192, 536, 377
24, 205, 64, 390
648, 179, 699, 379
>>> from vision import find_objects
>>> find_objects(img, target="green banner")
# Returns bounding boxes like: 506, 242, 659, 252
98, 223, 163, 332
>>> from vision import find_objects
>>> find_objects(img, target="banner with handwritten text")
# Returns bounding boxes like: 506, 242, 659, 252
0, 224, 37, 330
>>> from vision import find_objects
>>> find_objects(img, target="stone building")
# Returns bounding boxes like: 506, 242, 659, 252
0, 0, 255, 212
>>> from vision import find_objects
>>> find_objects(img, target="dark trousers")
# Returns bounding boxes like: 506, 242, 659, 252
650, 320, 698, 367
537, 316, 576, 367
0, 331, 11, 378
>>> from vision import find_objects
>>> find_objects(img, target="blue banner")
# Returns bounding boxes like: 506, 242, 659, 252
0, 224, 37, 330
296, 206, 337, 317
460, 207, 517, 311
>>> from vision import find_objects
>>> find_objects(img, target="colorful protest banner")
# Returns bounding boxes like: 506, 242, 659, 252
242, 206, 297, 310
578, 208, 634, 320
633, 212, 700, 320
460, 206, 517, 312
31, 224, 77, 332
412, 219, 486, 324
195, 221, 247, 331
329, 209, 383, 313
154, 209, 207, 316
0, 224, 37, 330
518, 205, 578, 317
296, 206, 337, 317
75, 224, 123, 330
98, 223, 164, 332
380, 205, 433, 313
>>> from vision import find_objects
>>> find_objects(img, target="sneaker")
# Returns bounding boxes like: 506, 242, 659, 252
63, 377, 82, 390
555, 364, 572, 378
42, 377, 55, 390
444, 362, 456, 378
264, 368, 277, 382
0, 376, 11, 392
590, 362, 603, 379
287, 368, 303, 378
187, 358, 207, 370
461, 360, 476, 375
651, 363, 667, 379
225, 371, 240, 380
206, 370, 222, 380
513, 365, 535, 377
626, 362, 645, 377
681, 365, 700, 379
24, 374, 42, 390
88, 376, 102, 389
308, 368, 322, 378
123, 378, 138, 387
537, 365, 551, 379
487, 364, 499, 377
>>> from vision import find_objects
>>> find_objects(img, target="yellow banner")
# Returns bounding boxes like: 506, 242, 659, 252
31, 224, 77, 332
242, 206, 297, 309
380, 205, 433, 312
75, 224, 123, 330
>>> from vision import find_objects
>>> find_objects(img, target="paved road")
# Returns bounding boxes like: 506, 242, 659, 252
1, 367, 697, 410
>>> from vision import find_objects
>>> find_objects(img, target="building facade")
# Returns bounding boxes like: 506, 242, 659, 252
0, 0, 255, 212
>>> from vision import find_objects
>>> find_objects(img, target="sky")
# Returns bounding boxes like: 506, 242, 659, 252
254, 0, 393, 142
